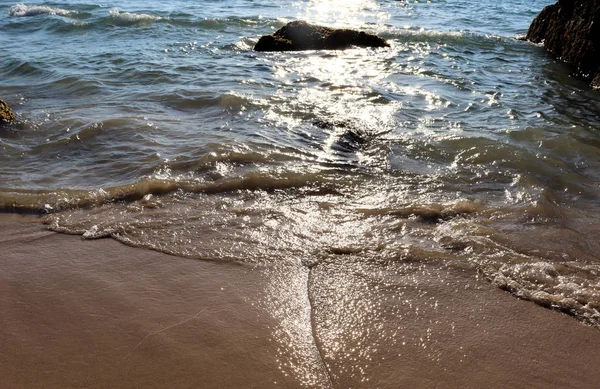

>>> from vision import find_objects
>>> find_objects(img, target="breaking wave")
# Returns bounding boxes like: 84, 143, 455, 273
108, 8, 161, 25
8, 3, 73, 17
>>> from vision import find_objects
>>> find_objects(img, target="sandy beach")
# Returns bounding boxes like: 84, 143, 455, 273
1, 212, 599, 388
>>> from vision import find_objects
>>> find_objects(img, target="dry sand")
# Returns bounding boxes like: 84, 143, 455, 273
1, 212, 599, 388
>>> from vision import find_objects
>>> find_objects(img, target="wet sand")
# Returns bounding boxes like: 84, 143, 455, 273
1, 212, 600, 388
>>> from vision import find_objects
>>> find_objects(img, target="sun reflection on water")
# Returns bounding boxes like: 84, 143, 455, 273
256, 45, 403, 170
293, 0, 390, 27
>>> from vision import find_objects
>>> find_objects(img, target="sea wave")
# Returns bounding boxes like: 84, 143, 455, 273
8, 3, 73, 17
108, 8, 161, 25
162, 92, 253, 110
0, 170, 329, 212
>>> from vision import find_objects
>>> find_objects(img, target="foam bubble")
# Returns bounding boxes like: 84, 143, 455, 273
8, 3, 72, 17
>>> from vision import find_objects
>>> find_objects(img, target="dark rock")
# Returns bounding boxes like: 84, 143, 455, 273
255, 20, 389, 52
310, 119, 370, 152
526, 0, 600, 89
335, 129, 369, 152
0, 100, 15, 123
311, 119, 348, 130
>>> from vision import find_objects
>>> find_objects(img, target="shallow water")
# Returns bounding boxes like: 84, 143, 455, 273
2, 0, 600, 383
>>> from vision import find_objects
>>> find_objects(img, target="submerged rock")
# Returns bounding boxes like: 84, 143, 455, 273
526, 0, 600, 89
311, 119, 349, 130
0, 100, 15, 123
311, 119, 371, 152
254, 20, 389, 52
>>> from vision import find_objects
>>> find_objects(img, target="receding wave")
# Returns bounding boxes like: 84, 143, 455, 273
388, 195, 598, 326
8, 3, 73, 17
488, 259, 600, 327
40, 182, 600, 327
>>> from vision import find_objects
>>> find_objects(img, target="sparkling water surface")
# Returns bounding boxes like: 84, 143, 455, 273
2, 0, 600, 385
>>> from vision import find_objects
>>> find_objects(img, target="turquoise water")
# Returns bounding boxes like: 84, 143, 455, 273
2, 0, 600, 348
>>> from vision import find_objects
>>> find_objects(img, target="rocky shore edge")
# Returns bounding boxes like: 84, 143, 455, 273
0, 99, 15, 123
527, 0, 600, 89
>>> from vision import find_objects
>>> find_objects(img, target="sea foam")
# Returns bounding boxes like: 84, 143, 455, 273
8, 4, 72, 17
108, 8, 161, 24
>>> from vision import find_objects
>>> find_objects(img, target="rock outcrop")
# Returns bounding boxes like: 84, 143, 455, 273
255, 21, 389, 52
526, 0, 600, 89
0, 100, 15, 123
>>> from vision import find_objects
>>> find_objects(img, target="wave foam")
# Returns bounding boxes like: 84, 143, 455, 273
489, 260, 600, 326
108, 8, 161, 24
8, 3, 72, 17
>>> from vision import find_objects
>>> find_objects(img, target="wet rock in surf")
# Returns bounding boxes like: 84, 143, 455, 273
527, 0, 600, 89
311, 119, 349, 130
311, 119, 370, 152
254, 20, 390, 52
335, 129, 369, 152
0, 100, 15, 123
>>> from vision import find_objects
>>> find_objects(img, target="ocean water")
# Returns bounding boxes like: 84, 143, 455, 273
2, 0, 600, 381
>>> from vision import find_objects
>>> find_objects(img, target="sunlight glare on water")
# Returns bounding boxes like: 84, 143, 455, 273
294, 0, 390, 27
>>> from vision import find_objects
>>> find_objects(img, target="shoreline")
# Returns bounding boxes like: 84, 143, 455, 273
1, 212, 600, 388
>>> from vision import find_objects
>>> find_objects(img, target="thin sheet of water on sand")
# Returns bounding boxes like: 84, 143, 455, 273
1, 213, 599, 388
